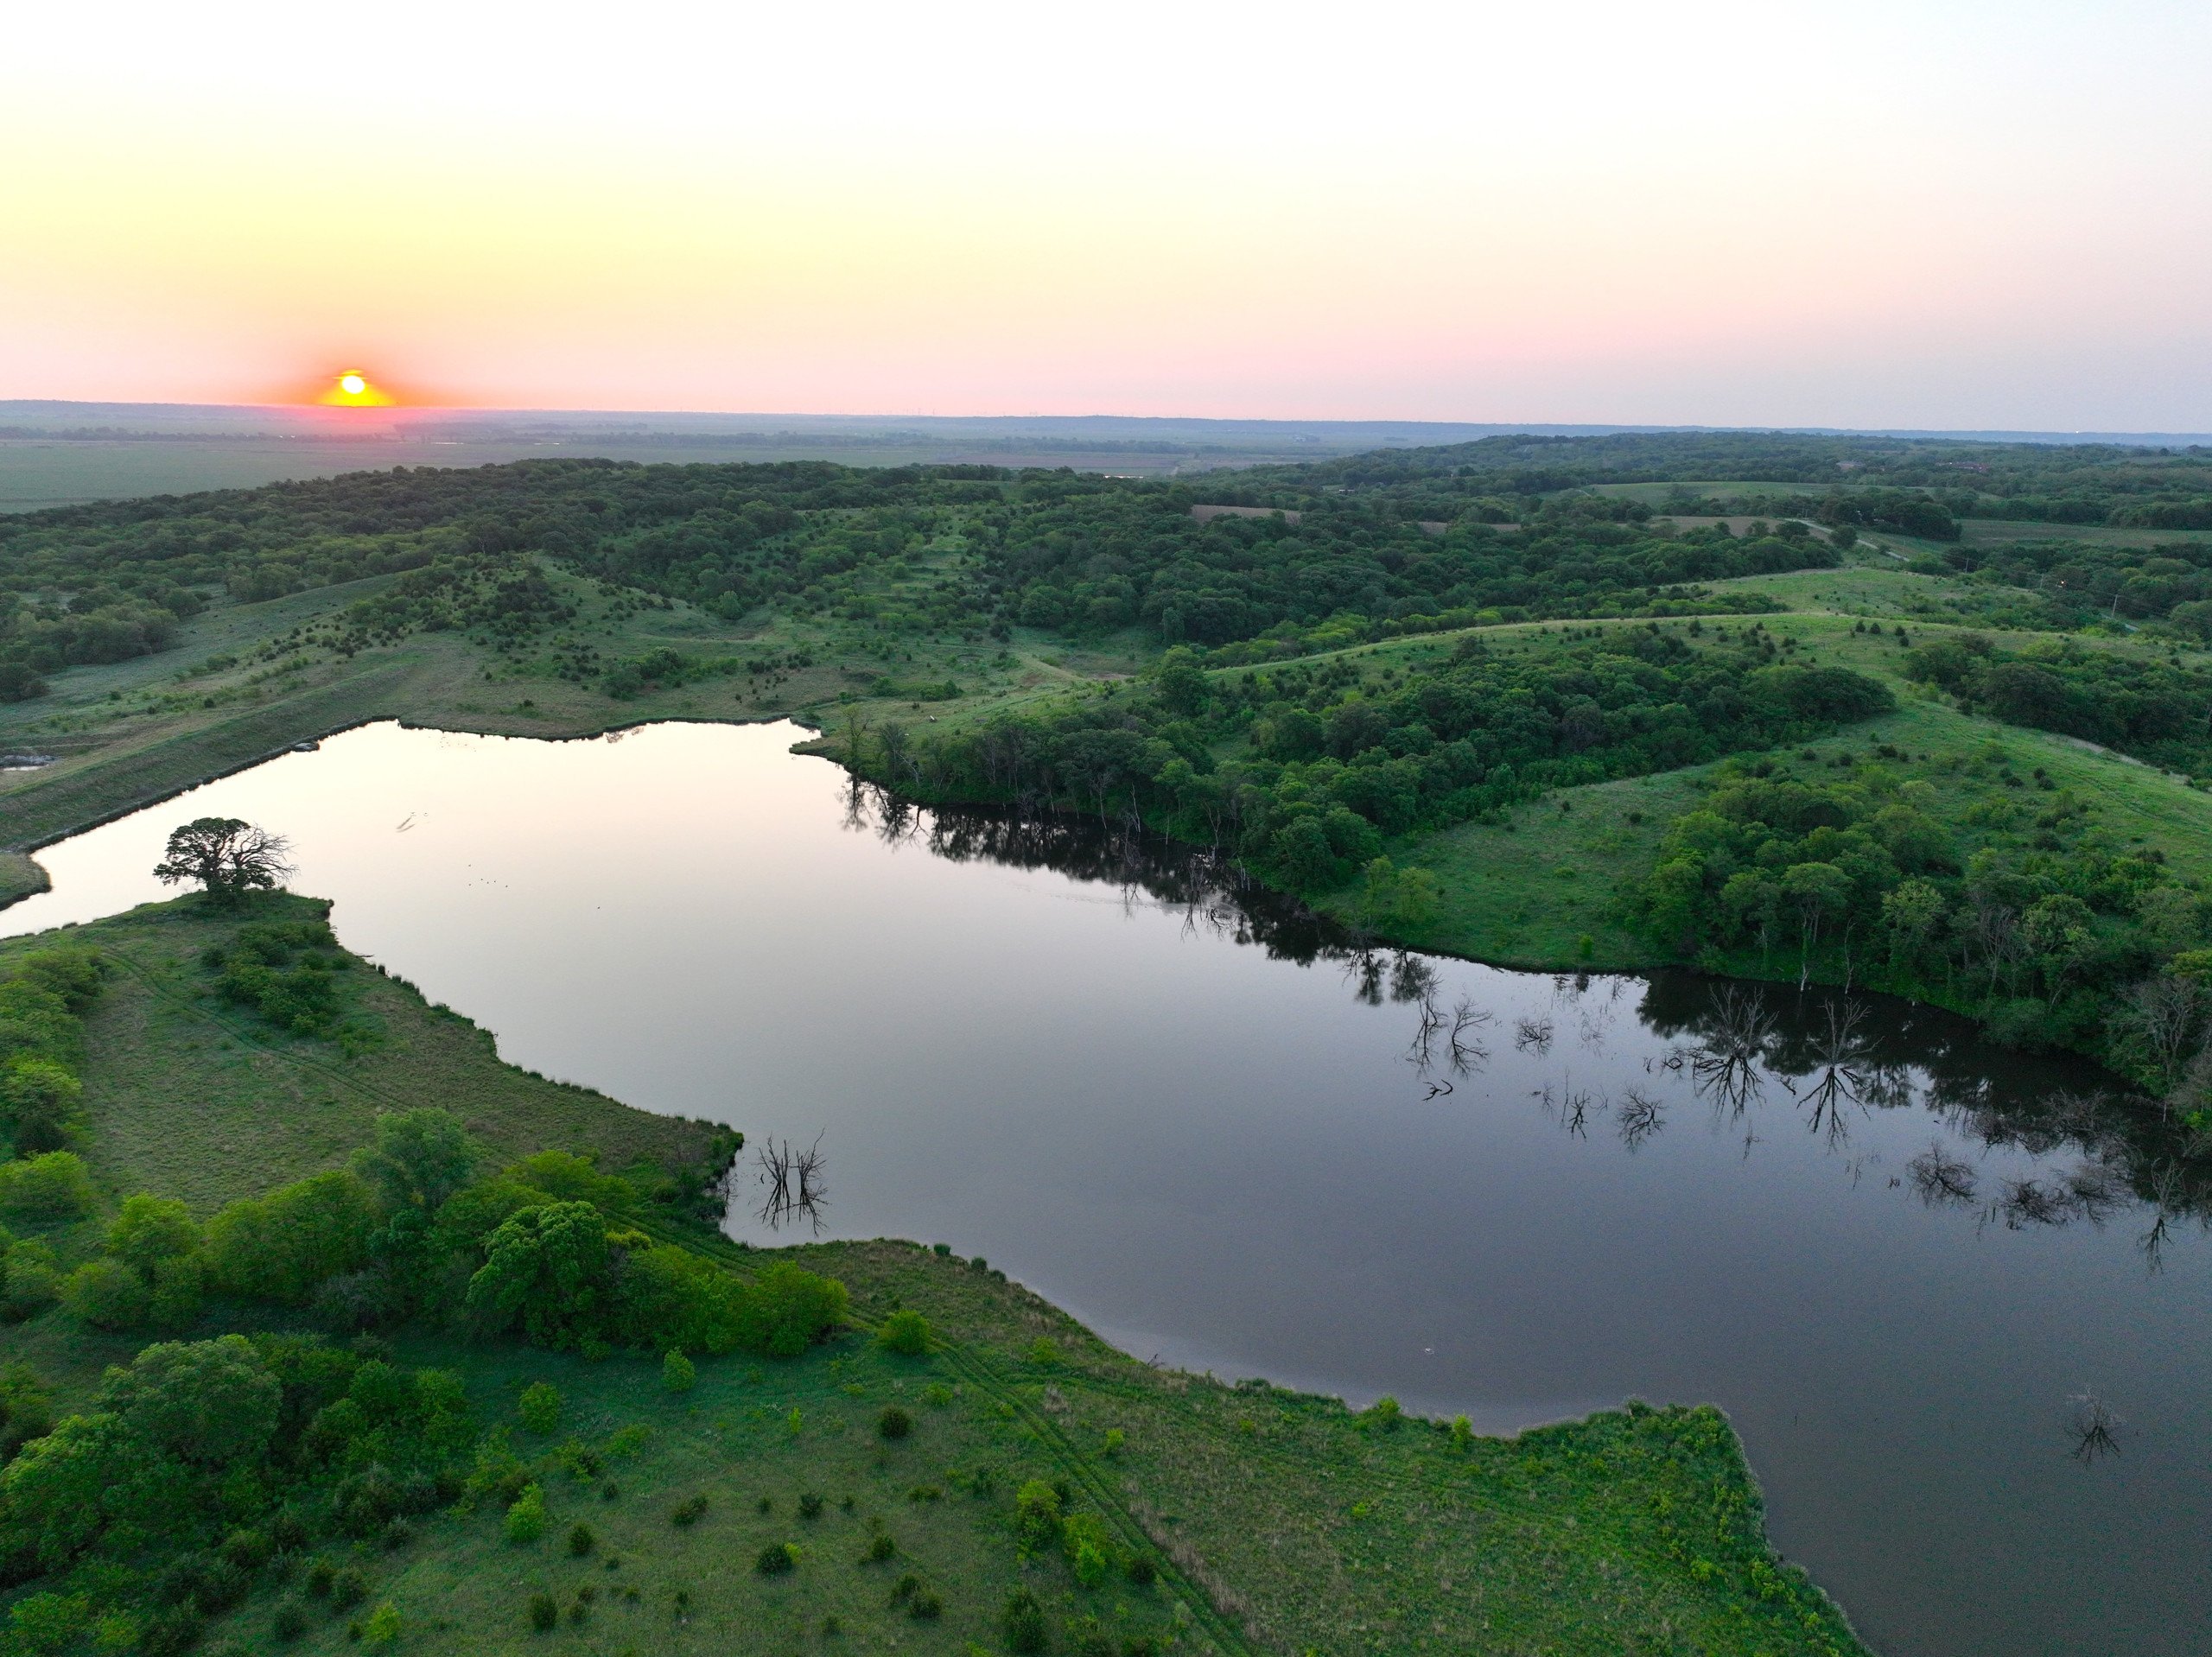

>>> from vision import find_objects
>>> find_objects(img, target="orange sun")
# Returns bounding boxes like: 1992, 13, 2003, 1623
318, 369, 394, 407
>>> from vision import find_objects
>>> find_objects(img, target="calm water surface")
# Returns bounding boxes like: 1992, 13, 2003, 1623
5, 721, 2208, 1657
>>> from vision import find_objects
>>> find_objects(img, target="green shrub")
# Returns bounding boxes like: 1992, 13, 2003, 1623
106, 1195, 199, 1278
7, 1592, 91, 1655
306, 1560, 334, 1598
877, 1406, 912, 1440
661, 1349, 696, 1393
671, 1495, 709, 1527
0, 1058, 83, 1154
1074, 1540, 1109, 1588
352, 1107, 480, 1213
1002, 1587, 1049, 1654
754, 1542, 798, 1576
0, 1241, 60, 1322
271, 1602, 308, 1642
861, 1531, 896, 1563
11, 945, 105, 1012
907, 1587, 944, 1620
206, 1171, 378, 1305
330, 1566, 368, 1611
1025, 1336, 1061, 1367
1450, 1413, 1474, 1451
219, 1528, 270, 1571
1102, 1427, 1124, 1457
736, 1260, 850, 1358
138, 1607, 203, 1656
528, 1592, 556, 1632
60, 1258, 150, 1330
0, 1362, 53, 1463
1125, 1553, 1156, 1586
1015, 1480, 1063, 1550
798, 1493, 823, 1520
361, 1602, 400, 1646
504, 1484, 547, 1544
875, 1309, 930, 1355
513, 1381, 559, 1435
1367, 1394, 1402, 1431
567, 1522, 594, 1557
0, 1152, 95, 1220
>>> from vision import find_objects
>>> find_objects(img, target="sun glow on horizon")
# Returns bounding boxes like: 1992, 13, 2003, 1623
317, 370, 393, 407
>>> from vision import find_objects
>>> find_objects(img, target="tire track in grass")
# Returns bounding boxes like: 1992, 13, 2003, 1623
97, 945, 1266, 1656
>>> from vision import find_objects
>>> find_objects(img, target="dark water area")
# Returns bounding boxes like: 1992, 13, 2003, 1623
5, 720, 2208, 1657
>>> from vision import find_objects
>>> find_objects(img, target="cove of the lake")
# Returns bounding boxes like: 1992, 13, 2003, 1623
4, 719, 2207, 1657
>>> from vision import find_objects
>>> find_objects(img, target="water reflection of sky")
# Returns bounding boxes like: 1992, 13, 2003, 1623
6, 720, 2208, 1657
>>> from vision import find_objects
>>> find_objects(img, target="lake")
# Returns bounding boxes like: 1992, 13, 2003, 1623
4, 719, 2207, 1656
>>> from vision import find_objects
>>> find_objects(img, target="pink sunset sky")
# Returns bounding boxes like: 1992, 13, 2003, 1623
3, 0, 2207, 429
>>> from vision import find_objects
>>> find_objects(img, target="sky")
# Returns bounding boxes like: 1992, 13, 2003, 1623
3, 0, 2208, 429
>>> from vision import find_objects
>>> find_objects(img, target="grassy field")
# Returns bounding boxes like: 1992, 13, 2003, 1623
1958, 517, 2212, 550
0, 893, 1865, 1656
0, 895, 722, 1212
0, 851, 46, 907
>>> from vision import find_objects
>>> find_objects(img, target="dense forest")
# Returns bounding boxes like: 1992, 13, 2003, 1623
7, 430, 2209, 702
0, 454, 1842, 699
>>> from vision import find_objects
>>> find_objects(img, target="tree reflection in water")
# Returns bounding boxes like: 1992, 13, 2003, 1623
753, 1133, 829, 1235
842, 779, 2212, 1248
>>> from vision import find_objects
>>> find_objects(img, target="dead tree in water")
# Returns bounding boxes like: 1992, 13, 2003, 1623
1406, 986, 1446, 1072
1446, 998, 1492, 1074
2066, 1388, 2122, 1464
1615, 1087, 1663, 1149
1690, 986, 1776, 1119
1799, 999, 1872, 1147
1907, 1142, 1978, 1206
755, 1133, 830, 1234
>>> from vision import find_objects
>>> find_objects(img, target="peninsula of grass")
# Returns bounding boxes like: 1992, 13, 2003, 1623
0, 853, 46, 909
0, 894, 727, 1213
0, 894, 1866, 1654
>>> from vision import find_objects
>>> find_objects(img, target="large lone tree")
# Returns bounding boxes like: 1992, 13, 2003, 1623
152, 817, 294, 905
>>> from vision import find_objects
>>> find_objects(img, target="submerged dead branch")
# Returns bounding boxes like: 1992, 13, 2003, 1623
755, 1132, 830, 1235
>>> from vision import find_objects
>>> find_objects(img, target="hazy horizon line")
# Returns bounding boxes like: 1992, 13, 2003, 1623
3, 399, 2207, 447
